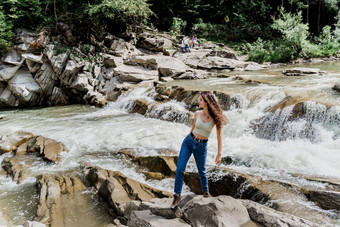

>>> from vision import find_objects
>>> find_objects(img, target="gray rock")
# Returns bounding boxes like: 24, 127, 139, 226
0, 131, 34, 154
61, 59, 85, 86
137, 33, 173, 52
309, 190, 340, 210
2, 49, 24, 66
198, 56, 247, 70
26, 59, 42, 74
98, 177, 132, 216
70, 72, 93, 92
48, 87, 69, 105
128, 210, 190, 227
0, 63, 21, 81
332, 83, 340, 93
241, 200, 317, 227
8, 67, 42, 105
21, 221, 47, 227
208, 49, 238, 60
35, 63, 58, 95
182, 195, 252, 227
0, 87, 18, 107
114, 65, 158, 82
282, 67, 324, 76
22, 53, 44, 63
50, 53, 69, 75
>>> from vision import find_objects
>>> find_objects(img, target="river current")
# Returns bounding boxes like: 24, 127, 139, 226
0, 62, 340, 226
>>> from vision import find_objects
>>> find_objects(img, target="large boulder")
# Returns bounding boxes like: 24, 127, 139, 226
175, 49, 211, 68
137, 33, 172, 52
28, 136, 66, 162
34, 62, 58, 96
128, 210, 190, 227
2, 49, 24, 66
114, 64, 158, 82
197, 56, 247, 70
0, 86, 19, 107
182, 195, 252, 227
0, 63, 21, 81
8, 67, 42, 105
207, 49, 238, 60
242, 200, 317, 227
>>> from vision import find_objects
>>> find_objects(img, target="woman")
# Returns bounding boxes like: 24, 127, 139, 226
171, 91, 227, 209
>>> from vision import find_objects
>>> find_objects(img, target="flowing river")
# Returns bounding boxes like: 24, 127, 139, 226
0, 61, 340, 226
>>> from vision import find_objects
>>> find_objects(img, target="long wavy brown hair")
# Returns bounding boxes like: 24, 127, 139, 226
201, 91, 228, 129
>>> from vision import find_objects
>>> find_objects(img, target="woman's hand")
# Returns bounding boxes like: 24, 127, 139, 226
215, 153, 222, 165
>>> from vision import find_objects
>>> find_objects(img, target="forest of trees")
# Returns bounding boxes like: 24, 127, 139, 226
1, 0, 340, 62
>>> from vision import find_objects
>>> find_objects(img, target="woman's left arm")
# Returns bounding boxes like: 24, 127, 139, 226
215, 126, 222, 165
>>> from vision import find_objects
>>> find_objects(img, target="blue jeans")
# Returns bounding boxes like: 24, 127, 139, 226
174, 133, 208, 194
182, 45, 191, 53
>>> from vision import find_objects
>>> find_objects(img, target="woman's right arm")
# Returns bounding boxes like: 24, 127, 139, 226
190, 111, 198, 133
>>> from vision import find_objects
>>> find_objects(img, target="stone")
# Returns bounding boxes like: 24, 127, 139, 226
47, 87, 69, 106
98, 177, 131, 216
69, 72, 93, 93
241, 200, 317, 227
197, 56, 247, 70
0, 87, 18, 107
28, 136, 66, 162
134, 156, 177, 177
114, 65, 158, 82
137, 33, 173, 52
22, 53, 44, 63
129, 99, 149, 115
0, 63, 21, 81
34, 63, 58, 96
182, 195, 251, 227
50, 53, 69, 75
128, 210, 190, 227
309, 190, 340, 210
21, 221, 47, 227
2, 49, 24, 66
282, 67, 324, 76
332, 83, 340, 93
208, 49, 238, 59
8, 67, 42, 105
0, 131, 34, 154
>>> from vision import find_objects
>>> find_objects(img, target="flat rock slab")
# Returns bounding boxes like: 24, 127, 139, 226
0, 131, 34, 154
282, 67, 324, 76
128, 210, 190, 227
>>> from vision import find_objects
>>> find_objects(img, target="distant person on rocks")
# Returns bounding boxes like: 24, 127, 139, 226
170, 91, 228, 210
191, 34, 199, 48
182, 38, 191, 53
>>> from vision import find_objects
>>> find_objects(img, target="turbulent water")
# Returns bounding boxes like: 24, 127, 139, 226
1, 62, 340, 226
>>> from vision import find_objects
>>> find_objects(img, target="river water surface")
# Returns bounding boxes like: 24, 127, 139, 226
0, 62, 340, 226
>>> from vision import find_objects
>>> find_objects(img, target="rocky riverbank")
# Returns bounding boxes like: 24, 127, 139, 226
2, 26, 339, 109
1, 131, 340, 226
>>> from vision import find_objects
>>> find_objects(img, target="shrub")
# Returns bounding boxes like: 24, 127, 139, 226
170, 17, 187, 35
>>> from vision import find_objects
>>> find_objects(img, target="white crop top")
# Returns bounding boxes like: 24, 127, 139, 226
193, 113, 215, 138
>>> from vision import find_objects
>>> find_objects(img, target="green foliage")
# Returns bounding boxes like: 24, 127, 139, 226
87, 0, 153, 25
244, 38, 296, 63
170, 17, 187, 35
0, 6, 14, 51
271, 8, 309, 52
192, 19, 227, 42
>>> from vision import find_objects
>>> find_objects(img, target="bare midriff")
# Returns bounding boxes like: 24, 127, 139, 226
192, 132, 209, 140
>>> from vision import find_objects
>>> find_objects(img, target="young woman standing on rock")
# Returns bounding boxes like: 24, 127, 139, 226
171, 91, 227, 209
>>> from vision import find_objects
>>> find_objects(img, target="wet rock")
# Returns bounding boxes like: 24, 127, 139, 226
0, 131, 34, 154
99, 177, 131, 216
129, 99, 149, 115
84, 91, 108, 107
133, 156, 178, 177
143, 172, 164, 180
282, 67, 324, 76
241, 200, 317, 227
332, 83, 340, 93
308, 190, 340, 210
1, 156, 31, 184
28, 136, 65, 162
84, 165, 171, 198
